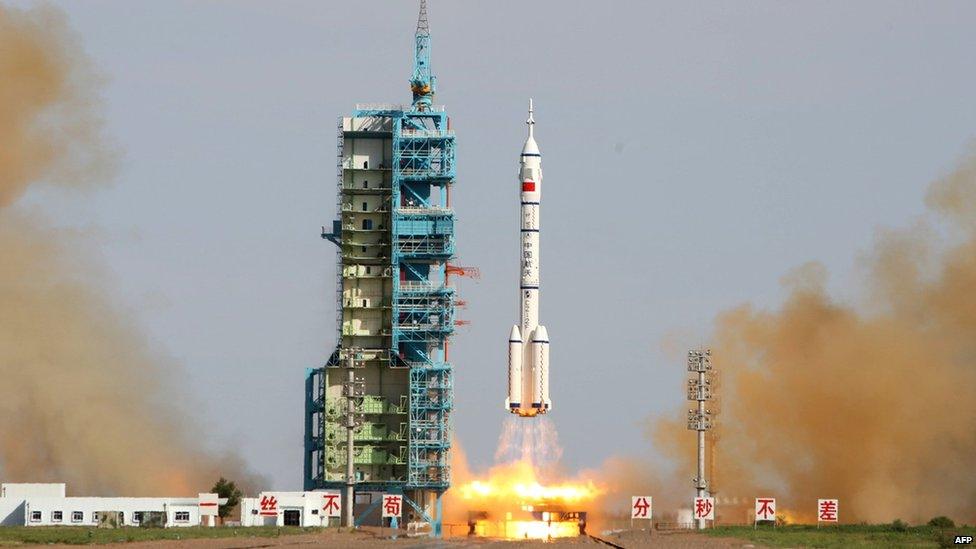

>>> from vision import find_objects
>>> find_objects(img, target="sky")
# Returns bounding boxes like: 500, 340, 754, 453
11, 0, 976, 489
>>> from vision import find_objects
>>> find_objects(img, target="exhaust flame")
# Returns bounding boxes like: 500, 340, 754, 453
489, 520, 583, 540
457, 460, 601, 505
449, 419, 602, 539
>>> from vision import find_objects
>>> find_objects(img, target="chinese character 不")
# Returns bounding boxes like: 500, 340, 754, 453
323, 494, 340, 515
756, 498, 775, 520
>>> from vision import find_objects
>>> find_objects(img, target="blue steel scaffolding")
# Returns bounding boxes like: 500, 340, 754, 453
304, 0, 455, 537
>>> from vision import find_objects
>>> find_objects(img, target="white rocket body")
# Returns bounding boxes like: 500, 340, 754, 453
506, 100, 551, 417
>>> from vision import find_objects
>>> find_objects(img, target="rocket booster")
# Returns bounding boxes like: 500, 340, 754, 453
506, 99, 551, 417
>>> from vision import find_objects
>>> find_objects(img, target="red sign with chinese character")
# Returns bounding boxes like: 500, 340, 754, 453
754, 498, 776, 522
381, 494, 402, 518
694, 497, 715, 520
818, 499, 838, 522
322, 493, 341, 518
259, 495, 278, 516
631, 496, 652, 519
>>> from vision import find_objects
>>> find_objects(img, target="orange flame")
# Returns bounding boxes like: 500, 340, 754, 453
453, 459, 603, 539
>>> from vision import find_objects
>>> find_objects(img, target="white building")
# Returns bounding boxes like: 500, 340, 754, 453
0, 483, 223, 528
239, 491, 341, 527
0, 484, 65, 526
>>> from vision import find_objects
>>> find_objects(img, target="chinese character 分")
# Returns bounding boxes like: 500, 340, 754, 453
633, 497, 650, 518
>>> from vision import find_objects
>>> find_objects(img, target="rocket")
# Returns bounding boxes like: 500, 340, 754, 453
506, 99, 551, 417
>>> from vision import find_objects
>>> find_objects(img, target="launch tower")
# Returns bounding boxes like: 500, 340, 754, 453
304, 0, 455, 536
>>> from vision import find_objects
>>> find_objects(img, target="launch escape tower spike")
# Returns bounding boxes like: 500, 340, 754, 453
306, 0, 455, 538
411, 0, 435, 110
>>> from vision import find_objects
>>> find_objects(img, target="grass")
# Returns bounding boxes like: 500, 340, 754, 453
0, 525, 334, 545
705, 523, 976, 548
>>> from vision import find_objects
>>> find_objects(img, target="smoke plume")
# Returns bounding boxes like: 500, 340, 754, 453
0, 4, 260, 495
650, 147, 976, 524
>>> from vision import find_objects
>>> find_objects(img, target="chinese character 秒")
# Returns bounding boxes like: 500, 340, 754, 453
695, 498, 713, 518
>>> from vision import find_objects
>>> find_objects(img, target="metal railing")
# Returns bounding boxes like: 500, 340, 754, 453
398, 280, 437, 292
355, 103, 446, 112
401, 129, 455, 138
395, 239, 453, 254
397, 206, 452, 215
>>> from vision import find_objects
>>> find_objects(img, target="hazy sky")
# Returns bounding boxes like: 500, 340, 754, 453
13, 0, 976, 489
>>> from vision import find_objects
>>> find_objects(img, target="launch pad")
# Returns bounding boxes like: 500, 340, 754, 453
467, 508, 588, 540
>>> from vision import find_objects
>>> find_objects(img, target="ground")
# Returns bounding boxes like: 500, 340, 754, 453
0, 524, 972, 547
0, 527, 748, 548
705, 524, 976, 548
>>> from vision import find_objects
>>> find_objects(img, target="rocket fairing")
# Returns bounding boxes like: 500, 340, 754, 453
505, 99, 551, 417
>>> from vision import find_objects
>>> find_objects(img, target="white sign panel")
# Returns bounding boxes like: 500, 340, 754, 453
817, 499, 838, 522
322, 492, 341, 518
754, 498, 776, 522
198, 493, 218, 517
693, 497, 715, 521
381, 494, 402, 518
631, 496, 652, 519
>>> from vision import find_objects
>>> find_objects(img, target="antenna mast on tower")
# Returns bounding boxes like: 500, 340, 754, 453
410, 0, 436, 110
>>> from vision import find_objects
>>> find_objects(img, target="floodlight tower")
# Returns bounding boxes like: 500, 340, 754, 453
687, 349, 713, 530
342, 350, 364, 527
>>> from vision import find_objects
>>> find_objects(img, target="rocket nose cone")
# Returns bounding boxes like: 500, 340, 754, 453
533, 325, 549, 341
509, 325, 522, 341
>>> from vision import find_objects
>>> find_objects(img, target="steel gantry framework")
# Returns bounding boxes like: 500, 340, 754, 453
304, 0, 456, 537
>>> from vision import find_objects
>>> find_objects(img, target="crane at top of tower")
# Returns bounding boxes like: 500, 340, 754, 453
410, 0, 436, 110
